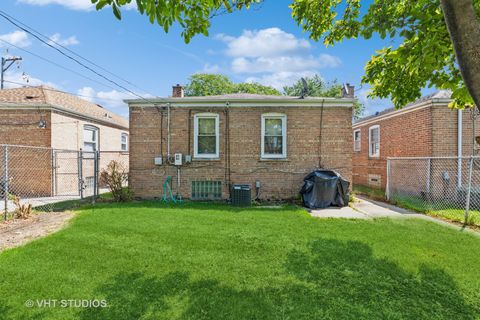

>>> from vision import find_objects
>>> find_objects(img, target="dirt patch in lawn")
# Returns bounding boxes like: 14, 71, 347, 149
0, 212, 74, 251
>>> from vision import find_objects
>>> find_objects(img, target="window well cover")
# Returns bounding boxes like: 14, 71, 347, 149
299, 170, 350, 209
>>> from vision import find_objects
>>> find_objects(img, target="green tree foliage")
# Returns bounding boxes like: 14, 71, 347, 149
290, 0, 480, 109
283, 75, 364, 118
93, 0, 480, 110
184, 73, 281, 96
91, 0, 260, 43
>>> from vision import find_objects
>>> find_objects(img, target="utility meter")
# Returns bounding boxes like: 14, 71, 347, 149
174, 153, 183, 166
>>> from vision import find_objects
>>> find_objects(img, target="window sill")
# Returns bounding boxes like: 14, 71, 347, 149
192, 157, 221, 162
259, 158, 289, 162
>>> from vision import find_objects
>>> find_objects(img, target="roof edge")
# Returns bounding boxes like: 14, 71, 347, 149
353, 98, 452, 127
0, 103, 129, 130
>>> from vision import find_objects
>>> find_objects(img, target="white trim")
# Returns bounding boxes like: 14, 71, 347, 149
261, 113, 287, 159
83, 124, 99, 152
126, 98, 354, 109
368, 125, 380, 158
353, 129, 361, 152
193, 113, 220, 159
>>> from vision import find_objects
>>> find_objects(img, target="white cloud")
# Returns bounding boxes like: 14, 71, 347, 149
0, 31, 31, 48
215, 27, 341, 90
202, 63, 221, 73
77, 87, 152, 110
231, 55, 338, 74
17, 0, 94, 11
17, 0, 137, 11
216, 28, 310, 58
245, 71, 318, 90
47, 33, 79, 46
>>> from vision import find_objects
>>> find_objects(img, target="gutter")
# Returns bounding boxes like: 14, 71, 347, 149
124, 98, 355, 108
0, 103, 129, 130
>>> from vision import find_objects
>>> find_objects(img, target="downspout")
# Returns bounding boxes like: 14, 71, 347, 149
458, 109, 463, 187
167, 102, 171, 163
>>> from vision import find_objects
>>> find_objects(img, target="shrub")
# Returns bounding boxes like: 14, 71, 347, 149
100, 160, 131, 202
10, 194, 32, 219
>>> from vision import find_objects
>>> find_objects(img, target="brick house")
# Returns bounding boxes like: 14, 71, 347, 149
0, 86, 129, 197
352, 91, 480, 190
126, 85, 354, 201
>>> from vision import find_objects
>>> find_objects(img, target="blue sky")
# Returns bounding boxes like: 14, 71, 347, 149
0, 0, 406, 118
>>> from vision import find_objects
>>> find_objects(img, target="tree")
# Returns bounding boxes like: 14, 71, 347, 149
93, 0, 480, 110
283, 75, 364, 118
184, 73, 281, 96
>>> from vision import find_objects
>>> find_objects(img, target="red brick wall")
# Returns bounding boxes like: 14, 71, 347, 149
0, 109, 51, 147
352, 102, 480, 190
352, 105, 433, 189
129, 105, 352, 200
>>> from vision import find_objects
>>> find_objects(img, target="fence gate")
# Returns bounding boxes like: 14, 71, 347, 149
53, 150, 99, 199
1, 145, 126, 218
53, 150, 80, 197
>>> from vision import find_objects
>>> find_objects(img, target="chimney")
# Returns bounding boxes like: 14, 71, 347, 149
341, 83, 355, 98
172, 84, 184, 98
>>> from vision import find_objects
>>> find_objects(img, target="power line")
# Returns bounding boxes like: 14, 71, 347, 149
2, 79, 134, 104
0, 9, 150, 94
0, 11, 155, 103
0, 38, 120, 92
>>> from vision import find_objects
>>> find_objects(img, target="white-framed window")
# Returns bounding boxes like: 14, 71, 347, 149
194, 113, 219, 158
353, 129, 361, 152
83, 125, 99, 152
121, 133, 128, 151
261, 113, 287, 159
368, 125, 380, 158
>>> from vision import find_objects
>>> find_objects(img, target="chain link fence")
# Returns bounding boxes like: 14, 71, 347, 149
0, 145, 128, 220
386, 157, 480, 225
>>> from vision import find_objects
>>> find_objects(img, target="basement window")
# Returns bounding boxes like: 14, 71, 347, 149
194, 113, 219, 159
191, 181, 222, 200
261, 113, 287, 159
369, 125, 380, 158
353, 129, 361, 151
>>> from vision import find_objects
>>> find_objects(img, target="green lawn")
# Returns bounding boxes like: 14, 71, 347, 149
1, 202, 480, 319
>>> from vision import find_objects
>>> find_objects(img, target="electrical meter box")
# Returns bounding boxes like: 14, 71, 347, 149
154, 156, 163, 165
174, 153, 183, 166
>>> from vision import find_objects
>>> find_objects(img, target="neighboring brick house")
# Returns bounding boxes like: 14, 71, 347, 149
352, 91, 480, 190
0, 86, 129, 196
126, 85, 354, 201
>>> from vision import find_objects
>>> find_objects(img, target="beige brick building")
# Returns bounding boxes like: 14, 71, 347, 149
0, 86, 129, 196
352, 91, 480, 190
126, 86, 354, 201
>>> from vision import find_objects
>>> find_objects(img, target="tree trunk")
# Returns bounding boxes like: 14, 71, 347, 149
441, 0, 480, 110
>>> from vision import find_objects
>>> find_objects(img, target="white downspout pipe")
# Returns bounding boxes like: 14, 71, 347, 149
167, 102, 171, 163
458, 109, 463, 187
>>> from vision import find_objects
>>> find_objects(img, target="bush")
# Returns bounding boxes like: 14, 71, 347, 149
10, 194, 32, 219
100, 160, 131, 202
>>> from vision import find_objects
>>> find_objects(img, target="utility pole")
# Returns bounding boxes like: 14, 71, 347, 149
1, 56, 22, 89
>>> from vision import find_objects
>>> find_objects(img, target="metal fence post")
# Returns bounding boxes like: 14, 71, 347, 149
3, 145, 8, 221
464, 156, 474, 225
93, 150, 99, 203
386, 158, 391, 200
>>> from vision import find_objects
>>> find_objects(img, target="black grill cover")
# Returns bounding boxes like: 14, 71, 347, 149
300, 170, 350, 209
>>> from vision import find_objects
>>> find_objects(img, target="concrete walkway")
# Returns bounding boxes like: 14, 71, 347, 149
309, 196, 479, 235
